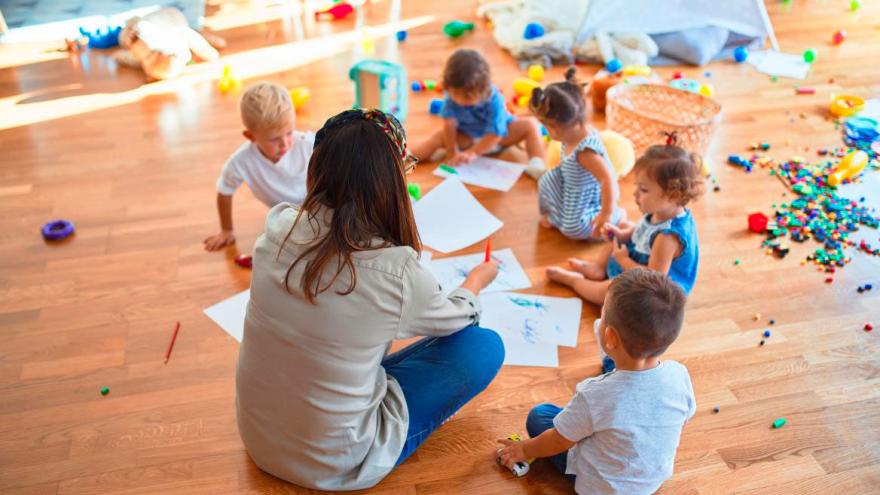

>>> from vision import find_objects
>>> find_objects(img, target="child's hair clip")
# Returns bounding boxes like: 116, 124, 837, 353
661, 131, 679, 146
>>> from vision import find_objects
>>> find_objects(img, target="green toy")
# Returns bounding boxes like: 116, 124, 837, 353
443, 20, 474, 38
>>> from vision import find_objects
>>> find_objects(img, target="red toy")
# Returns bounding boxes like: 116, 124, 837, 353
748, 212, 769, 233
315, 3, 353, 20
235, 254, 253, 268
832, 30, 846, 45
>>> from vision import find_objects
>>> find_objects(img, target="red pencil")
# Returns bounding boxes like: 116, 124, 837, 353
164, 321, 180, 364
484, 237, 492, 263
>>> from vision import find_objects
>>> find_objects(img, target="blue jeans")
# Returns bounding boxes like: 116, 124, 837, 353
383, 326, 505, 465
527, 403, 576, 481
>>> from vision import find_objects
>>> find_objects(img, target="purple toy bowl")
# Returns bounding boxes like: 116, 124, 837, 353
41, 219, 75, 241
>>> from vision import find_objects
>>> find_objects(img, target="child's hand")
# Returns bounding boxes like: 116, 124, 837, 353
450, 150, 476, 166
204, 230, 236, 251
591, 213, 612, 238
496, 438, 529, 469
600, 222, 620, 240
612, 239, 629, 263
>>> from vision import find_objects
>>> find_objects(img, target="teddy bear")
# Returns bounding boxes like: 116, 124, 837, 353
114, 7, 225, 81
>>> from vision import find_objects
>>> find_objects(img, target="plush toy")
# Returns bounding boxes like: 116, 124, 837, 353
114, 7, 225, 80
546, 130, 635, 177
576, 31, 658, 68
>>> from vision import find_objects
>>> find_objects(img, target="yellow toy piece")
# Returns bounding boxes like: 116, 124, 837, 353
513, 77, 540, 97
218, 65, 241, 94
698, 83, 715, 97
545, 131, 635, 177
527, 64, 544, 82
516, 95, 530, 107
289, 87, 311, 110
828, 150, 868, 186
829, 94, 864, 117
622, 65, 651, 77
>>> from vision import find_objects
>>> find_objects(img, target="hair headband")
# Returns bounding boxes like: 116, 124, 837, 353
314, 108, 408, 161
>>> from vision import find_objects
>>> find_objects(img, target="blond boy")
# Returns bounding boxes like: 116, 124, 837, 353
204, 82, 315, 250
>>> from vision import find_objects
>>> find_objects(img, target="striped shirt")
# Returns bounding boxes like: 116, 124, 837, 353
538, 132, 617, 240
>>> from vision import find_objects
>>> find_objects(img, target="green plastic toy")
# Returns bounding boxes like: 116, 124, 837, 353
443, 20, 474, 38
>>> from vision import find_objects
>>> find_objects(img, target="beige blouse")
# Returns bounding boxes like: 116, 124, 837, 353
236, 203, 481, 490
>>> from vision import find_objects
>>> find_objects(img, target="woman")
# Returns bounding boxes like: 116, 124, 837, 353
236, 109, 505, 490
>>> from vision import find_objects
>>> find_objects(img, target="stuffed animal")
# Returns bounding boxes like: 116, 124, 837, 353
115, 7, 225, 80
576, 31, 658, 68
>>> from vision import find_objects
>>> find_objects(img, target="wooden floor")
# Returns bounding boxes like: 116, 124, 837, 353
2, 1, 879, 493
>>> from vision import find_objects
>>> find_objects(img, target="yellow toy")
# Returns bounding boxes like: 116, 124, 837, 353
622, 65, 651, 77
217, 64, 241, 93
516, 95, 530, 107
545, 130, 635, 178
527, 64, 544, 82
828, 150, 868, 186
698, 83, 715, 97
829, 94, 864, 117
513, 77, 540, 97
289, 87, 310, 110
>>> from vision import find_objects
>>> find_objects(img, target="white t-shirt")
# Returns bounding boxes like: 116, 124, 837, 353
554, 360, 696, 495
216, 131, 315, 207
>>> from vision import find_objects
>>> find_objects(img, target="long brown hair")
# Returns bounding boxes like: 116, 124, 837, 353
280, 110, 421, 303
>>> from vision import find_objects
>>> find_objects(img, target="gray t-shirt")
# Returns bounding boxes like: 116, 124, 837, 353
553, 360, 696, 495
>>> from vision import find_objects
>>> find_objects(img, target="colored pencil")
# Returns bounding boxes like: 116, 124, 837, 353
164, 321, 180, 364
484, 237, 492, 263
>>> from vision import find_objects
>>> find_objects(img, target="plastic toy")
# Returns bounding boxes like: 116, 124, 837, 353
669, 78, 701, 93
78, 25, 121, 49
698, 83, 715, 97
672, 71, 685, 79
424, 79, 437, 91
100, 387, 110, 396
429, 98, 444, 115
218, 65, 241, 93
407, 183, 421, 200
315, 3, 353, 20
832, 30, 846, 45
527, 64, 544, 82
396, 30, 408, 42
41, 219, 75, 241
349, 59, 408, 122
795, 87, 816, 95
235, 254, 253, 268
866, 323, 874, 331
515, 95, 530, 107
599, 130, 635, 177
829, 94, 864, 117
289, 87, 310, 110
605, 58, 622, 74
360, 29, 375, 55
411, 81, 422, 92
497, 434, 534, 477
513, 77, 540, 97
748, 212, 769, 233
733, 46, 748, 63
803, 48, 816, 63
850, 0, 861, 11
827, 150, 868, 186
523, 23, 544, 40
443, 20, 474, 38
772, 418, 787, 429
622, 65, 650, 77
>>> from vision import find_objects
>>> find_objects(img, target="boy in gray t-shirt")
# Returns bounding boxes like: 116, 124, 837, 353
497, 269, 696, 494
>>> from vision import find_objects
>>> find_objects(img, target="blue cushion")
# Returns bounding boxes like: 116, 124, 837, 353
651, 26, 730, 66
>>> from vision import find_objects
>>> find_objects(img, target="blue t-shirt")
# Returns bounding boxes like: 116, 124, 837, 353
440, 85, 514, 139
606, 210, 699, 294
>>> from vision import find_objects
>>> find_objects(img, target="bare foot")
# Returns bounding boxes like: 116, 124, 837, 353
539, 215, 553, 229
546, 266, 584, 287
568, 258, 606, 281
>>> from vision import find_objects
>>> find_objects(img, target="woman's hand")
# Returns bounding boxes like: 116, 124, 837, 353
460, 260, 499, 295
496, 438, 528, 469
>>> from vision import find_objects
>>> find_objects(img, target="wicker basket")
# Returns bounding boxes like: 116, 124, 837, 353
605, 84, 722, 157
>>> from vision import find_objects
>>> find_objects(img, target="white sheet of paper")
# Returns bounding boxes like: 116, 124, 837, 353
748, 50, 811, 80
480, 292, 583, 348
203, 289, 250, 342
496, 336, 559, 368
428, 248, 532, 294
433, 157, 526, 192
413, 178, 503, 253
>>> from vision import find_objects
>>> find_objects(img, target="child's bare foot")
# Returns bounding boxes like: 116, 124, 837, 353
546, 266, 584, 287
539, 215, 552, 229
568, 258, 606, 281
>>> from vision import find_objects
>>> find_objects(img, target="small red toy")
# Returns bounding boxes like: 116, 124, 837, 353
315, 3, 353, 20
865, 323, 874, 332
235, 254, 253, 268
748, 212, 769, 233
672, 71, 684, 80
832, 30, 846, 45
